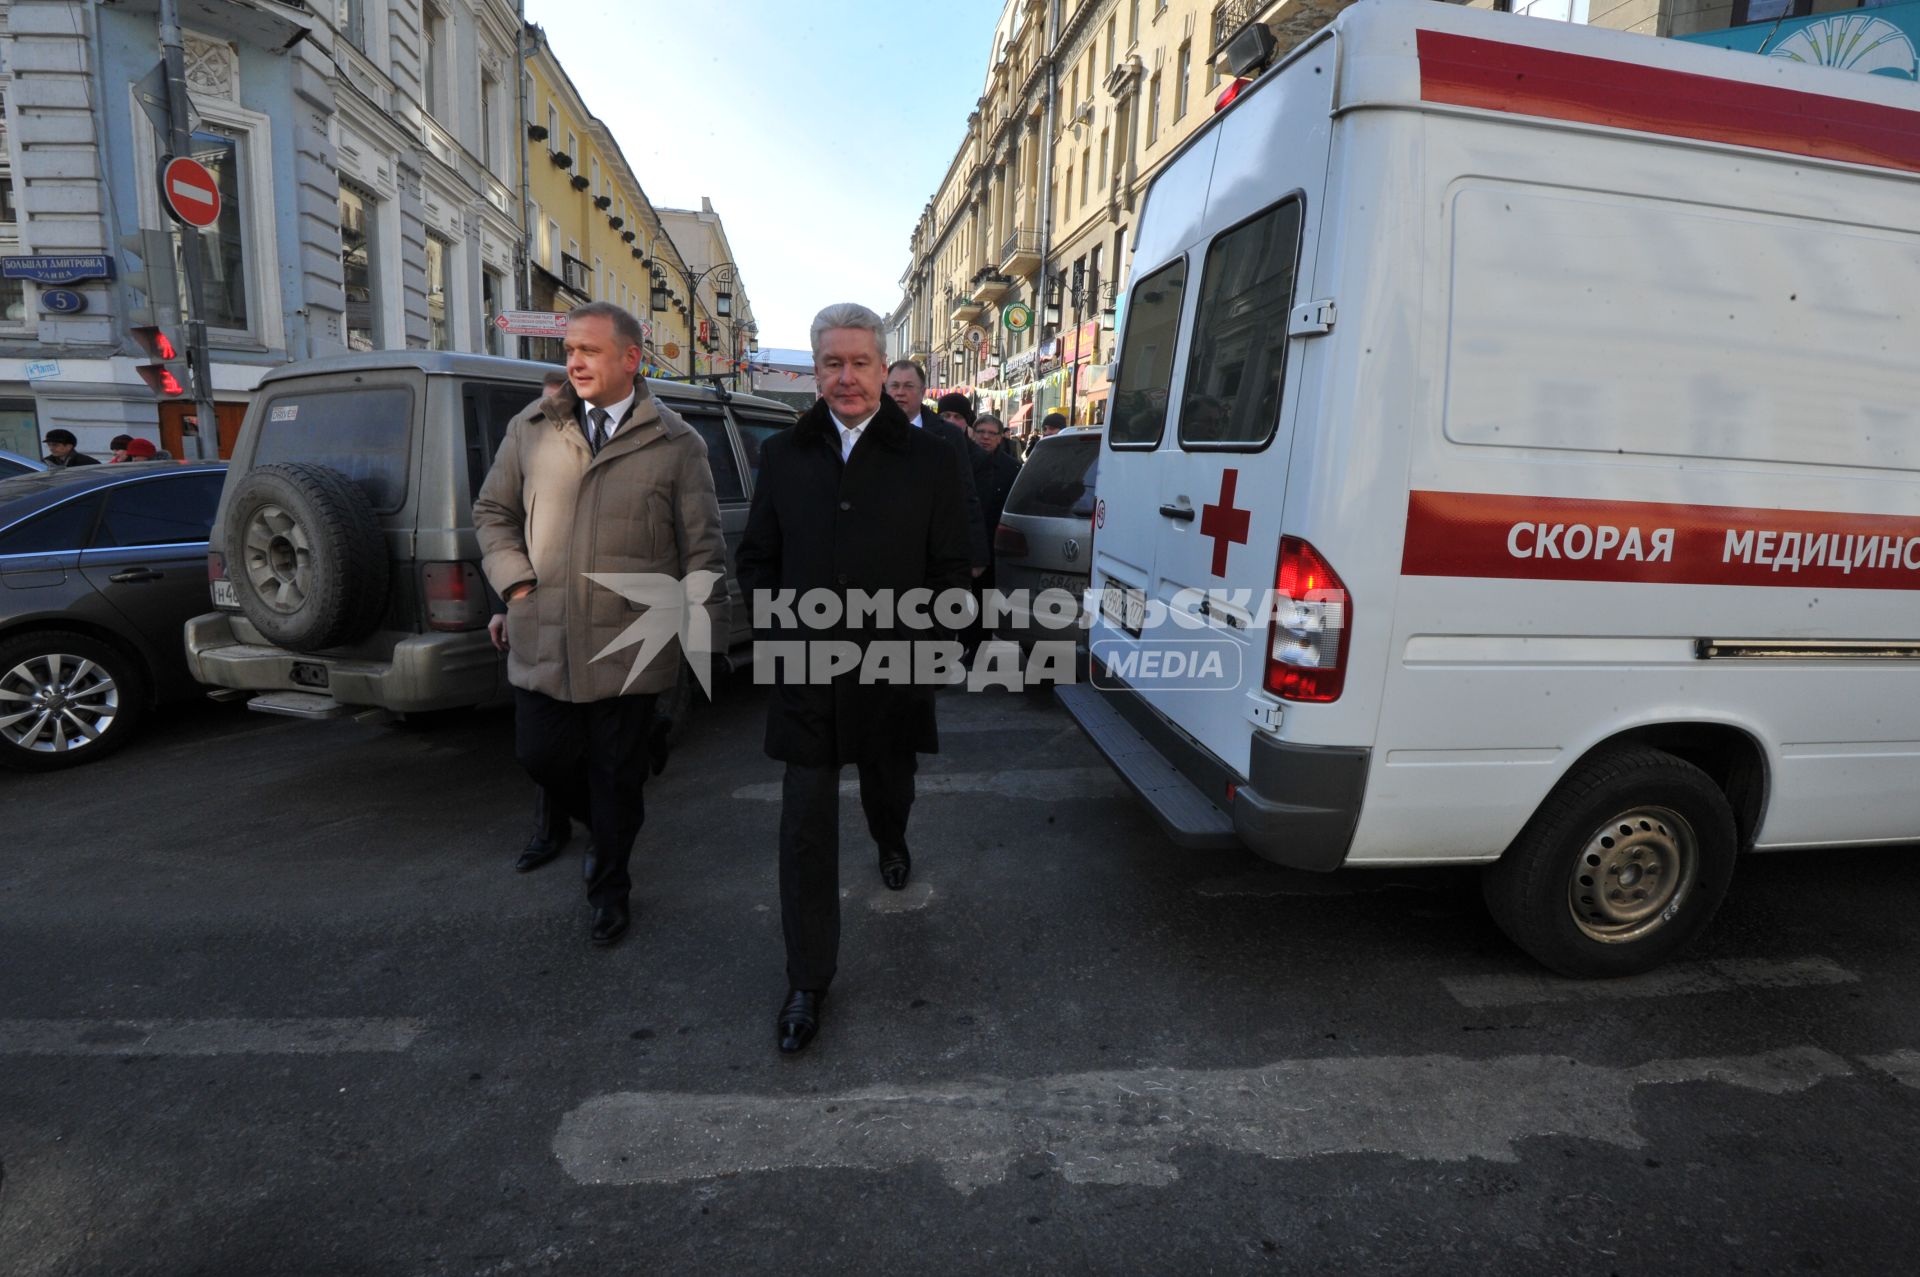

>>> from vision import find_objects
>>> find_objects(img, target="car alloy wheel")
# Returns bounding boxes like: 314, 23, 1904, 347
0, 648, 121, 757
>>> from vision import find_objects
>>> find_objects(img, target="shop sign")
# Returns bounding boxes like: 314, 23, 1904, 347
26, 360, 62, 380
1002, 302, 1033, 333
1001, 349, 1037, 384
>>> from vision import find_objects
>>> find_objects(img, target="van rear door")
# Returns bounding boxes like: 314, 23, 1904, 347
1093, 38, 1337, 778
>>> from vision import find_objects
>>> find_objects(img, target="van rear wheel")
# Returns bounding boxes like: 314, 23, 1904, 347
1482, 746, 1737, 978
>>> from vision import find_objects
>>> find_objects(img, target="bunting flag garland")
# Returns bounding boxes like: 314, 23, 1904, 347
640, 359, 805, 382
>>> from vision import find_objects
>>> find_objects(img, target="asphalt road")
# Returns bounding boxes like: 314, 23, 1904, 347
6, 667, 1920, 1275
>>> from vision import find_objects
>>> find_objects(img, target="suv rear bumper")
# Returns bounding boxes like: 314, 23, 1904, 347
184, 611, 503, 713
1057, 674, 1368, 871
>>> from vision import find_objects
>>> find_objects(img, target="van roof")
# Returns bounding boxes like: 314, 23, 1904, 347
1181, 0, 1919, 190
254, 350, 800, 415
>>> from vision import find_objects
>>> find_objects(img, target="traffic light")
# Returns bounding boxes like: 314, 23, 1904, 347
121, 229, 187, 398
132, 324, 186, 397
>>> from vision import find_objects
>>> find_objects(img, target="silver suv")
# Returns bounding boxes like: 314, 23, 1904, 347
184, 350, 796, 725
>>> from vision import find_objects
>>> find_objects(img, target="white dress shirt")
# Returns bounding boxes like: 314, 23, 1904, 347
582, 389, 637, 448
830, 407, 877, 461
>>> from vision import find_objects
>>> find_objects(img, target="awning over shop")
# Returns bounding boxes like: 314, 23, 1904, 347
1008, 402, 1034, 431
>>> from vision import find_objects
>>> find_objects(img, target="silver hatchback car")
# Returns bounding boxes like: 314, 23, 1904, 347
992, 428, 1100, 660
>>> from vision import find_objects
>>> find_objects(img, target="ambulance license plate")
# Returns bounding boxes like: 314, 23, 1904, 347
1101, 583, 1146, 637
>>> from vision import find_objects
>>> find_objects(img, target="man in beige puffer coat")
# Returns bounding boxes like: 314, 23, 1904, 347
474, 302, 727, 948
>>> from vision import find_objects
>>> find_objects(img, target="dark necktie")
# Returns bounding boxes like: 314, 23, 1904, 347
588, 407, 610, 455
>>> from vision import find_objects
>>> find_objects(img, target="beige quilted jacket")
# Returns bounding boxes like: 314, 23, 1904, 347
473, 377, 728, 701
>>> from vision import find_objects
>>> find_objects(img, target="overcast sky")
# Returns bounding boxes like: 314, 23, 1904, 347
529, 1, 1008, 348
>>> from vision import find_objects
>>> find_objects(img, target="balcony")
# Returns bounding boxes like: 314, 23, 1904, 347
1211, 0, 1263, 56
972, 268, 1014, 306
560, 253, 591, 297
949, 293, 985, 324
1000, 229, 1041, 278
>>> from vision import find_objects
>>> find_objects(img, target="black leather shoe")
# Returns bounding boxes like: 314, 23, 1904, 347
514, 829, 570, 874
589, 903, 629, 947
777, 988, 825, 1054
647, 715, 673, 777
879, 846, 911, 891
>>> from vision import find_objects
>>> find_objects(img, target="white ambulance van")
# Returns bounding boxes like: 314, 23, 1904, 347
1060, 0, 1920, 977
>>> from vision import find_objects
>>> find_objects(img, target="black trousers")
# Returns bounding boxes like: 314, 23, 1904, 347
514, 687, 658, 909
779, 751, 916, 991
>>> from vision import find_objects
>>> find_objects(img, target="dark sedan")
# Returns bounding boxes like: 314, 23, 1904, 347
0, 461, 227, 770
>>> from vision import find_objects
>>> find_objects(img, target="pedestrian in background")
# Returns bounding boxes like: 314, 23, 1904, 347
738, 303, 973, 1055
1041, 411, 1067, 438
475, 303, 727, 949
883, 360, 989, 578
41, 430, 98, 468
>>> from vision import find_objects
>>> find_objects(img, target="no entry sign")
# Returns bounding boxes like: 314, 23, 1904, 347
161, 155, 221, 229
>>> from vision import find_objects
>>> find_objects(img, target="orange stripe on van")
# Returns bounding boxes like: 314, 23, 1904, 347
1402, 490, 1920, 590
1417, 29, 1920, 177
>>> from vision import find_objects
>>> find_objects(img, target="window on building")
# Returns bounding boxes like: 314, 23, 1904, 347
1109, 256, 1186, 447
546, 219, 560, 270
480, 73, 497, 168
483, 269, 503, 355
1147, 71, 1161, 143
1180, 199, 1304, 447
422, 5, 445, 120
1099, 128, 1109, 191
339, 184, 380, 351
567, 130, 578, 166
341, 0, 367, 51
1069, 67, 1078, 110
527, 197, 542, 260
426, 234, 451, 350
1063, 166, 1073, 216
591, 156, 601, 199
1176, 42, 1191, 120
1114, 225, 1128, 291
186, 128, 249, 331
547, 102, 559, 142
1128, 0, 1140, 44
1, 174, 16, 222
1081, 147, 1091, 207
1106, 14, 1117, 69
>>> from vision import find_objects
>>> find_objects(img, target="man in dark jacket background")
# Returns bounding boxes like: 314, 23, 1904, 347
884, 360, 990, 576
738, 303, 973, 1055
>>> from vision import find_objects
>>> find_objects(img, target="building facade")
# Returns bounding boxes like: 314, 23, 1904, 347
0, 0, 527, 459
655, 196, 759, 391
522, 24, 696, 372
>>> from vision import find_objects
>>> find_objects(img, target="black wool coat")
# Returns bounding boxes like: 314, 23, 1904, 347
736, 394, 975, 766
916, 405, 993, 569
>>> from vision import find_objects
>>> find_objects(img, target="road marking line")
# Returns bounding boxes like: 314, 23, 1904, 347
553, 1045, 1849, 1191
731, 766, 1126, 803
0, 1018, 425, 1055
1862, 1049, 1920, 1090
1442, 956, 1857, 1009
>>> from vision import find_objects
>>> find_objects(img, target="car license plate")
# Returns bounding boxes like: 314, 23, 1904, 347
289, 661, 329, 689
1101, 583, 1146, 637
211, 578, 238, 609
1038, 571, 1082, 594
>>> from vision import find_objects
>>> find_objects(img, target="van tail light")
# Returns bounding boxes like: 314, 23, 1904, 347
421, 562, 489, 632
207, 550, 227, 581
1265, 536, 1349, 702
1215, 77, 1252, 113
994, 523, 1029, 557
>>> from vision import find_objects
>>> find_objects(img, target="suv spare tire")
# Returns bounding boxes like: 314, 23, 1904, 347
225, 462, 390, 652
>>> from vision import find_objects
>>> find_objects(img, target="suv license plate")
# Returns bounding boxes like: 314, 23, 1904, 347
289, 662, 329, 689
1101, 584, 1146, 637
211, 579, 238, 609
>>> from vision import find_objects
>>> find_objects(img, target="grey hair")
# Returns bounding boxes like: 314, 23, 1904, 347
568, 301, 646, 351
810, 302, 887, 360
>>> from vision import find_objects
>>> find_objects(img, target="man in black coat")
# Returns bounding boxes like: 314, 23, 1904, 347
883, 360, 991, 575
737, 303, 974, 1055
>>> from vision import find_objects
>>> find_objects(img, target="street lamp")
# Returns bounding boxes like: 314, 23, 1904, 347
646, 257, 744, 380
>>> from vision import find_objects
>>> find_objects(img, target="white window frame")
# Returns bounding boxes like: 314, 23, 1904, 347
127, 86, 285, 350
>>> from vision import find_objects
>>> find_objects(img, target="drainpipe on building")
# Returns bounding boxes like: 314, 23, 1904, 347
1034, 27, 1059, 420
515, 5, 533, 336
